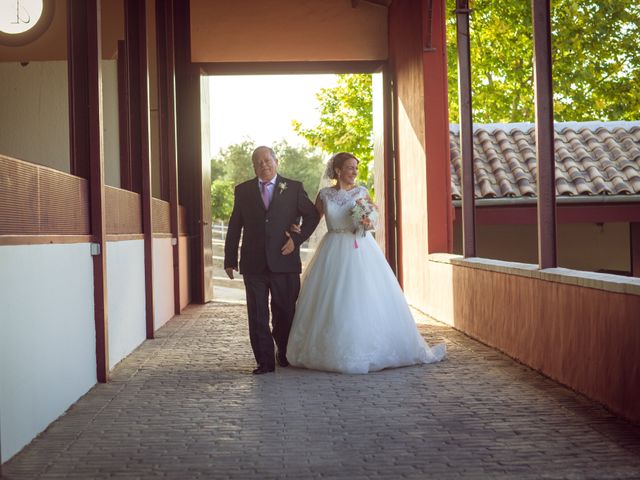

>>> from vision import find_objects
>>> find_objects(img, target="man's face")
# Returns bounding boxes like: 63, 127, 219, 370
252, 149, 278, 181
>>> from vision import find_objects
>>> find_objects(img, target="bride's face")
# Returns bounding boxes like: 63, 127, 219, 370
336, 158, 358, 185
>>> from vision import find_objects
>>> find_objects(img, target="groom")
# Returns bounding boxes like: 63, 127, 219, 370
224, 146, 320, 374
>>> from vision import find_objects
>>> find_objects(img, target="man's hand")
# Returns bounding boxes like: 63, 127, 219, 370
225, 267, 237, 279
281, 231, 295, 255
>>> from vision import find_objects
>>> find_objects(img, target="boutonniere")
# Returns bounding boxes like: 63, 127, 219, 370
278, 182, 288, 194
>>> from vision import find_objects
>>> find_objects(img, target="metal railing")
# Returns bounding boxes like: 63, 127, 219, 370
212, 221, 228, 240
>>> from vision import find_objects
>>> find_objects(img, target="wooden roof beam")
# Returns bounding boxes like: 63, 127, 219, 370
351, 0, 392, 8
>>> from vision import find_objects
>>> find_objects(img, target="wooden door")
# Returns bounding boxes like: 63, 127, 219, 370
200, 75, 213, 302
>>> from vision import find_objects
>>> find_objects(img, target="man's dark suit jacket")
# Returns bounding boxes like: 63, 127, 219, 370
224, 175, 320, 275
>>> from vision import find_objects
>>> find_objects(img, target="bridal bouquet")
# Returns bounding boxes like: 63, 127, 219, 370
350, 198, 378, 241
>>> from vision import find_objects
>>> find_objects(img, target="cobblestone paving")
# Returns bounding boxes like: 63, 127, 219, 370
3, 303, 640, 479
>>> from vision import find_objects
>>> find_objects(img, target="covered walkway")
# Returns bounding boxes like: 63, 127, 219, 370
3, 304, 640, 479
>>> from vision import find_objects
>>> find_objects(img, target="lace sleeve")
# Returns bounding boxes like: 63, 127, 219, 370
307, 187, 328, 251
360, 186, 378, 230
318, 187, 327, 204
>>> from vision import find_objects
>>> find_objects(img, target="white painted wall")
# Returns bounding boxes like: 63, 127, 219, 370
0, 61, 70, 171
153, 237, 175, 330
0, 60, 120, 186
106, 240, 146, 370
0, 243, 96, 462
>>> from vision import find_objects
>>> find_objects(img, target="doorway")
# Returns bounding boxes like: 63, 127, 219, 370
203, 70, 393, 303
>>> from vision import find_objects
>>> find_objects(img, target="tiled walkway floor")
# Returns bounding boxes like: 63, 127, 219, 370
3, 303, 640, 479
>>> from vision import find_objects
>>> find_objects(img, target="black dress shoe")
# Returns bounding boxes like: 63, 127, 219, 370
276, 352, 290, 367
252, 365, 275, 375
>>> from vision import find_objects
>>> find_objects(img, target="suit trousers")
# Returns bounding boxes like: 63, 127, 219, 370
243, 271, 301, 369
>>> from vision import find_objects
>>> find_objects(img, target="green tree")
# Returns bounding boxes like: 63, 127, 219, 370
216, 138, 257, 186
293, 74, 373, 185
209, 139, 325, 220
274, 140, 325, 201
211, 179, 234, 222
209, 139, 255, 221
446, 0, 640, 123
211, 157, 226, 181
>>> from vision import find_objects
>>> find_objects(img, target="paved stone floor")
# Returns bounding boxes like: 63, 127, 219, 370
3, 303, 640, 479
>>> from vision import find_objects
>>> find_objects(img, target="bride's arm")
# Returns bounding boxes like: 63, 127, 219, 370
364, 189, 379, 211
291, 192, 324, 234
314, 193, 325, 219
363, 188, 378, 230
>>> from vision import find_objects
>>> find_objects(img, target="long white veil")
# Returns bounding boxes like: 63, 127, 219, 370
305, 156, 335, 252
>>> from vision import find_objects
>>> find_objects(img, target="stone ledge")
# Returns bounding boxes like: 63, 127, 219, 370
428, 253, 640, 296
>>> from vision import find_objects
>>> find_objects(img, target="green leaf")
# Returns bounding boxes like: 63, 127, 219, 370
293, 74, 374, 187
447, 0, 640, 123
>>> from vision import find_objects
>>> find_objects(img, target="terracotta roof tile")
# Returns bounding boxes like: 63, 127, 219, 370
449, 122, 640, 199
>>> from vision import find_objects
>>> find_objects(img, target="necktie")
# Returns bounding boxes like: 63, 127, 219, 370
260, 181, 271, 209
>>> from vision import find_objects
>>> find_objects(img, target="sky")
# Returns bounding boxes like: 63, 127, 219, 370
208, 74, 338, 156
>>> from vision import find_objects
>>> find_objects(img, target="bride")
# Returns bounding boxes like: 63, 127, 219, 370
286, 152, 446, 374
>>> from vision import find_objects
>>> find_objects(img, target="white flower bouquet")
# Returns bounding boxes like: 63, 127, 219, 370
350, 198, 378, 238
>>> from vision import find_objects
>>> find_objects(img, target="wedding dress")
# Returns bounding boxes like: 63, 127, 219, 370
286, 186, 446, 374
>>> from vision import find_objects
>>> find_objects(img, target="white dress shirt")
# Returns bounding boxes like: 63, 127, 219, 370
258, 174, 278, 205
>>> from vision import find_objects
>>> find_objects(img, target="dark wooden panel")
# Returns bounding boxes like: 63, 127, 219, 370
141, 0, 155, 338
105, 186, 142, 234
632, 222, 640, 277
0, 155, 90, 236
199, 60, 386, 75
455, 0, 476, 257
382, 67, 396, 273
152, 198, 171, 233
158, 0, 182, 314
532, 0, 557, 268
423, 0, 453, 254
117, 39, 133, 191
124, 0, 143, 194
155, 0, 171, 201
389, 0, 428, 287
68, 0, 109, 383
175, 0, 206, 302
67, 0, 90, 180
178, 205, 187, 234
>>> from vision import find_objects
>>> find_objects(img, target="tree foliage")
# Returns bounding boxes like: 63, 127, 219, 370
293, 74, 373, 185
210, 179, 234, 222
210, 139, 325, 221
273, 141, 325, 201
212, 139, 256, 188
446, 0, 640, 123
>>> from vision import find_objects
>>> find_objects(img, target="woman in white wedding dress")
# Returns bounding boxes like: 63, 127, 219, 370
286, 152, 446, 374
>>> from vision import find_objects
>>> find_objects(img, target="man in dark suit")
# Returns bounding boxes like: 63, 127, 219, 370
224, 146, 320, 374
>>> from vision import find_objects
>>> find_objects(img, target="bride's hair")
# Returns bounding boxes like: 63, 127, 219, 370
326, 152, 359, 180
